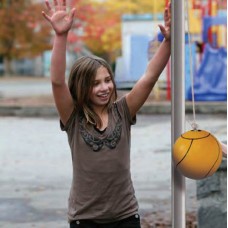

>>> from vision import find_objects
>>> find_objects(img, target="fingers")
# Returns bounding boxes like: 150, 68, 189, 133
43, 0, 71, 20
168, 2, 171, 10
158, 24, 170, 41
45, 0, 52, 11
164, 7, 170, 21
62, 0, 66, 7
158, 2, 171, 40
44, 0, 54, 16
53, 0, 58, 9
158, 24, 166, 35
164, 5, 171, 28
42, 11, 51, 22
69, 8, 76, 20
46, 0, 65, 12
164, 1, 171, 19
53, 0, 67, 11
62, 0, 67, 11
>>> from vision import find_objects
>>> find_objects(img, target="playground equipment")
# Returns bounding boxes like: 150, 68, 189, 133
173, 129, 222, 180
185, 0, 227, 101
167, 0, 227, 101
186, 12, 227, 101
187, 44, 227, 101
172, 0, 226, 226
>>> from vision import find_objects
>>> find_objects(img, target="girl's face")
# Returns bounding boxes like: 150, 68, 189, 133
89, 66, 114, 109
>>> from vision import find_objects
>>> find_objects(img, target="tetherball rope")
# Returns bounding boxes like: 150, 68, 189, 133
185, 0, 198, 130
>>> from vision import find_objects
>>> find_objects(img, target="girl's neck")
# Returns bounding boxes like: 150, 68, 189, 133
93, 106, 107, 116
94, 107, 108, 130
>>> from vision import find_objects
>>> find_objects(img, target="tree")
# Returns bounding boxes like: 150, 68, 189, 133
71, 0, 166, 64
0, 0, 52, 75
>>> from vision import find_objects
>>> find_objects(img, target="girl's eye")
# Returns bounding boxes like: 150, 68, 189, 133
105, 78, 112, 83
93, 81, 99, 86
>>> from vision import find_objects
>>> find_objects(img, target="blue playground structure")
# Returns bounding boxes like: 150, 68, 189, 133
187, 44, 227, 101
115, 12, 227, 102
186, 13, 227, 101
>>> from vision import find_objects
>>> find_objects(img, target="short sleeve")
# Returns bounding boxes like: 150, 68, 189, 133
60, 109, 77, 131
115, 96, 136, 125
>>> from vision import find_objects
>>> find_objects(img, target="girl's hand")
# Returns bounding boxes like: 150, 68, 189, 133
158, 3, 171, 41
42, 0, 76, 36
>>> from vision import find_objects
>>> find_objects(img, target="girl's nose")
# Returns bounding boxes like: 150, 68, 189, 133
100, 82, 108, 91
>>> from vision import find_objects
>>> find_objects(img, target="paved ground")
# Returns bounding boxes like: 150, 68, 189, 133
0, 114, 226, 228
0, 76, 227, 227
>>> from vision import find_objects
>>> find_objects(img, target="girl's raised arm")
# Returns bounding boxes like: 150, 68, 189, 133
42, 0, 76, 125
126, 4, 171, 118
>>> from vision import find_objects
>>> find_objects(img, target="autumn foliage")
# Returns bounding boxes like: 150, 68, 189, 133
0, 0, 166, 72
70, 0, 166, 63
1, 1, 53, 56
0, 0, 52, 74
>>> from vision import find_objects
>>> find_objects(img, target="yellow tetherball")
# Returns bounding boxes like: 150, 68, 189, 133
173, 130, 222, 180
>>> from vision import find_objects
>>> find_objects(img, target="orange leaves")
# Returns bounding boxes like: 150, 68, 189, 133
0, 0, 52, 59
70, 0, 122, 61
69, 0, 167, 62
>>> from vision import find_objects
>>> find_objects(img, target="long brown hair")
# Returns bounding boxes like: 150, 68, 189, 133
68, 55, 117, 127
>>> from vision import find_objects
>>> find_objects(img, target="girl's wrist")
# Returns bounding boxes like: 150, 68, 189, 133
55, 32, 68, 38
54, 33, 68, 45
164, 37, 171, 42
163, 38, 171, 46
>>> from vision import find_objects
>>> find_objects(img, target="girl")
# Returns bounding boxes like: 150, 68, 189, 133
42, 0, 171, 227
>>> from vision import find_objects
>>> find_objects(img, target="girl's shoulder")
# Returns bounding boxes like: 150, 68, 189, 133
60, 108, 78, 132
113, 96, 136, 125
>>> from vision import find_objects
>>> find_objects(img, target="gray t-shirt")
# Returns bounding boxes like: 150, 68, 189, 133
61, 96, 139, 223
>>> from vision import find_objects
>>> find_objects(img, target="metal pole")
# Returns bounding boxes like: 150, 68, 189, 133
171, 0, 186, 228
